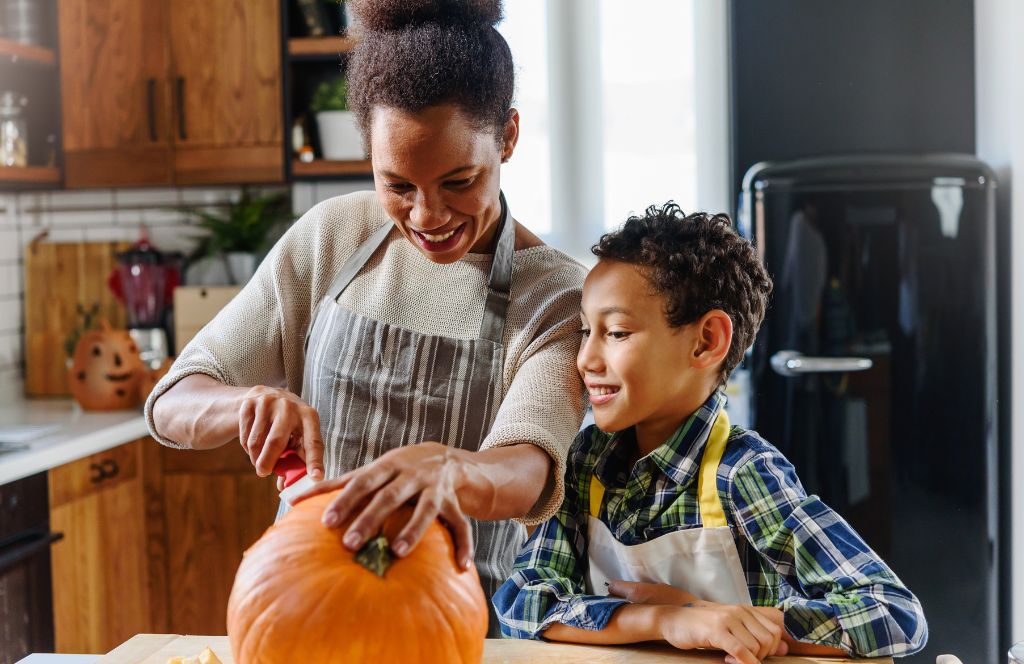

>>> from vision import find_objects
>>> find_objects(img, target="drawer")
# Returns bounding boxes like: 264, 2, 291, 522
49, 439, 142, 508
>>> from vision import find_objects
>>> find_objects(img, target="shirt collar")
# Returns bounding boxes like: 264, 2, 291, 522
593, 390, 727, 489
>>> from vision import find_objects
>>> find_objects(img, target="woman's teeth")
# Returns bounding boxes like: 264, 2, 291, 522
589, 387, 618, 396
421, 228, 456, 243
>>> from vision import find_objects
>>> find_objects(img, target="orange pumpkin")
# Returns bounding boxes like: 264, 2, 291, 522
67, 321, 146, 411
227, 491, 488, 664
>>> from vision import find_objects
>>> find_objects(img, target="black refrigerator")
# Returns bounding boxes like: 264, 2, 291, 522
738, 155, 1005, 663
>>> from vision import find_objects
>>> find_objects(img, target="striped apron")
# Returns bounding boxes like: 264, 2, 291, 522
298, 193, 525, 635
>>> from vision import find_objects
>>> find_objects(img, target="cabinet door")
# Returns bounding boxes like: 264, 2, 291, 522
58, 0, 173, 188
48, 440, 163, 654
167, 0, 284, 184
159, 444, 279, 634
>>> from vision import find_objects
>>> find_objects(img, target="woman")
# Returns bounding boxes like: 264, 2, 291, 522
145, 0, 586, 633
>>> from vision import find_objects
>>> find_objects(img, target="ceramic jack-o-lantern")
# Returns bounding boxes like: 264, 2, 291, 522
68, 320, 146, 411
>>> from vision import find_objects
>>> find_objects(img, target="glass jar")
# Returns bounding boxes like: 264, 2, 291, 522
0, 91, 28, 168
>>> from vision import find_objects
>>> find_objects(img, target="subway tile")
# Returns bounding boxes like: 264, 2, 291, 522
177, 186, 240, 206
43, 227, 86, 243
314, 181, 370, 201
0, 299, 20, 333
0, 263, 20, 297
47, 189, 115, 210
0, 230, 20, 261
113, 187, 181, 208
83, 226, 135, 243
139, 207, 189, 226
291, 183, 316, 215
0, 331, 22, 366
49, 208, 119, 227
148, 224, 202, 254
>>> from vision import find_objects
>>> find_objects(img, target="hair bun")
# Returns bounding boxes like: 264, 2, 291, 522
349, 0, 503, 31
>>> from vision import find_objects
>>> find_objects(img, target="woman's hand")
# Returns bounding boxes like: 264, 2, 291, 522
295, 442, 474, 570
238, 385, 325, 481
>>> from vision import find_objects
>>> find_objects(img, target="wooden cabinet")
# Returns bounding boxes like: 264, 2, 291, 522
48, 440, 160, 653
49, 437, 278, 653
57, 0, 283, 188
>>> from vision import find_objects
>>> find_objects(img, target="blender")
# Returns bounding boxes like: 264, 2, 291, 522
110, 240, 178, 370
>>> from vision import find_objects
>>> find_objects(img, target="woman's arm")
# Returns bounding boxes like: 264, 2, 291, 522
152, 375, 325, 479
298, 440, 551, 569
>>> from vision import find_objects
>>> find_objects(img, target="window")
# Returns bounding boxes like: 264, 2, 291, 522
498, 2, 729, 260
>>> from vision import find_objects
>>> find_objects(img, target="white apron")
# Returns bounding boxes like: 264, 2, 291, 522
585, 410, 753, 605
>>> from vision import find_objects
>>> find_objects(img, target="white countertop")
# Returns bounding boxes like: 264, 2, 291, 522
0, 385, 148, 485
16, 656, 98, 663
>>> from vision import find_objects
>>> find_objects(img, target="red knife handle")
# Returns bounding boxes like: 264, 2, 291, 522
272, 450, 307, 488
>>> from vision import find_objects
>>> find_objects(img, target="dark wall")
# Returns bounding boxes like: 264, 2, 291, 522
729, 0, 976, 205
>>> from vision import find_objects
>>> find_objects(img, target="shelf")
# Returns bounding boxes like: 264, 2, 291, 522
0, 38, 56, 66
0, 165, 60, 185
288, 36, 357, 57
292, 158, 372, 178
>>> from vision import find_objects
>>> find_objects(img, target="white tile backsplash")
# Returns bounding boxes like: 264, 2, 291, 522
0, 183, 299, 389
0, 229, 20, 261
47, 189, 115, 209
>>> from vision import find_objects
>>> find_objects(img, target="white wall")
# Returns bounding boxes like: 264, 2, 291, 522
975, 0, 1024, 645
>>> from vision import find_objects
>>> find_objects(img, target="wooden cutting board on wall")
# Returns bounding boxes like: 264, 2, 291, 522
23, 240, 131, 396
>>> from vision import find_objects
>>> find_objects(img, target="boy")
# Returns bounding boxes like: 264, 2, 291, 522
493, 204, 926, 663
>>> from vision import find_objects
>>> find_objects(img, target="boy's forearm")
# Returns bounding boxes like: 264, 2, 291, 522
754, 607, 847, 656
542, 604, 670, 645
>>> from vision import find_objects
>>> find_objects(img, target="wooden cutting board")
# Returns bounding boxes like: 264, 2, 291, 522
23, 240, 131, 396
97, 634, 892, 663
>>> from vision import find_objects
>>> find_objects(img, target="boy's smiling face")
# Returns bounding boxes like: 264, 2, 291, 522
578, 259, 732, 453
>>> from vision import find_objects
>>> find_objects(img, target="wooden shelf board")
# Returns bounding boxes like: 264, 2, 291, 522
0, 37, 56, 66
288, 36, 356, 57
0, 165, 61, 184
292, 158, 372, 177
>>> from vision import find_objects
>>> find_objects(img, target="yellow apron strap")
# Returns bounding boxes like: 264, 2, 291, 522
697, 410, 731, 529
589, 473, 606, 519
590, 409, 730, 524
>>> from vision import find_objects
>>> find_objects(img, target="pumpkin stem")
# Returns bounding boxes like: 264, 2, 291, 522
354, 535, 393, 577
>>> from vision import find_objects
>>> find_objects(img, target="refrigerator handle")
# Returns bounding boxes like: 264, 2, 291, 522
770, 350, 873, 377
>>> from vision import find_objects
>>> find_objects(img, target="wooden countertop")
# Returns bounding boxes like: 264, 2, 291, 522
98, 634, 892, 663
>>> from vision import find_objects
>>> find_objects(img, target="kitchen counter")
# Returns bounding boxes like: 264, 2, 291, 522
0, 388, 148, 485
92, 634, 891, 663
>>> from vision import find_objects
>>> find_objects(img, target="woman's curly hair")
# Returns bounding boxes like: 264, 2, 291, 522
346, 0, 514, 145
592, 202, 773, 386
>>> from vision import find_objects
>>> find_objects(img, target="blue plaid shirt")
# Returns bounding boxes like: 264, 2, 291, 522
493, 391, 927, 657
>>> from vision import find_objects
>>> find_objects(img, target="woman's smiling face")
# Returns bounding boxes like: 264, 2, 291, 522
369, 104, 518, 264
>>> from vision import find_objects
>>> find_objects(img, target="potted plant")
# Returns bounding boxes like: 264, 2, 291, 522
310, 76, 364, 160
184, 188, 294, 285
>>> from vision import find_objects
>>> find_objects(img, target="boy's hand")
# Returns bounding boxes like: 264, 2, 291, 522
607, 580, 704, 606
658, 604, 787, 664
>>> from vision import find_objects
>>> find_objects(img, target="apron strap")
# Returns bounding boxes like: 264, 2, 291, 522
589, 473, 606, 519
329, 221, 395, 300
327, 192, 514, 345
587, 409, 732, 526
479, 191, 516, 344
697, 409, 731, 529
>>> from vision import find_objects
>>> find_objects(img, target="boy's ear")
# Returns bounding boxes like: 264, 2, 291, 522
690, 309, 732, 370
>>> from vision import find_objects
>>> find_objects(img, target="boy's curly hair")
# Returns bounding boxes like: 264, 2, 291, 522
592, 202, 773, 386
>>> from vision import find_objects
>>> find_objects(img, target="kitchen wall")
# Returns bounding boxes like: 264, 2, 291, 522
729, 0, 975, 198
0, 180, 371, 390
975, 0, 1024, 644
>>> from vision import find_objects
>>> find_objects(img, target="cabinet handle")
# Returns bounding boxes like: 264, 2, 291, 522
147, 78, 157, 141
176, 77, 187, 140
89, 458, 121, 484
